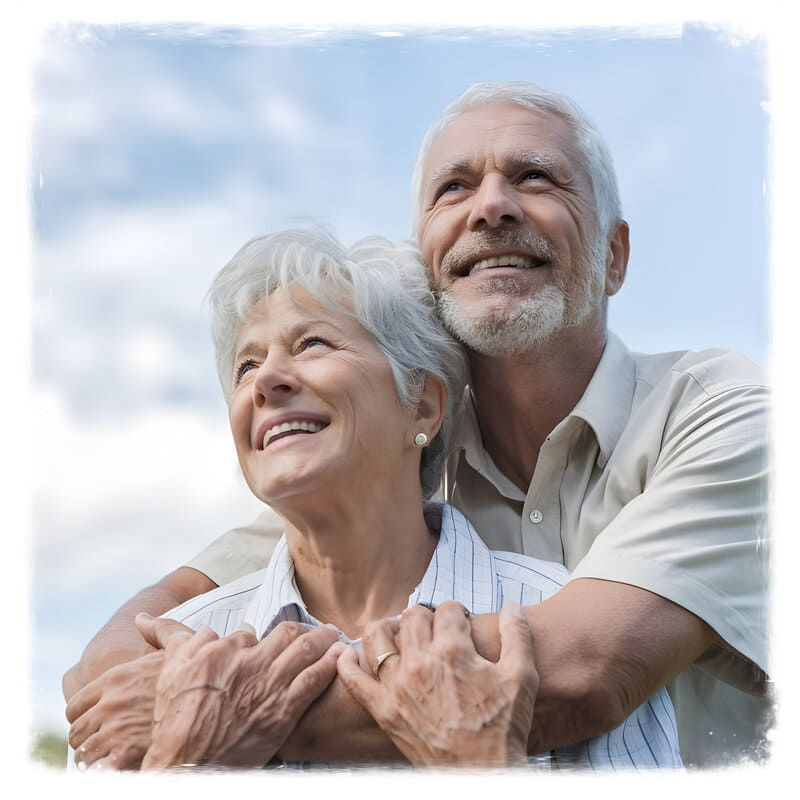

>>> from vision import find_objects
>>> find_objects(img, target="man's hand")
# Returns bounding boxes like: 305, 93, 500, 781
62, 567, 217, 703
66, 649, 165, 770
65, 616, 197, 770
337, 602, 538, 768
142, 622, 345, 769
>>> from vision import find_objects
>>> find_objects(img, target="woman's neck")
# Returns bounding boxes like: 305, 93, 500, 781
278, 481, 438, 640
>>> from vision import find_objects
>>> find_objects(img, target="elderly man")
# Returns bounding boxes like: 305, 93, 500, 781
64, 82, 770, 769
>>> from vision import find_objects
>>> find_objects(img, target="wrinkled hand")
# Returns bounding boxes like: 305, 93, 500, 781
142, 622, 345, 769
66, 649, 166, 770
337, 602, 538, 768
65, 616, 196, 770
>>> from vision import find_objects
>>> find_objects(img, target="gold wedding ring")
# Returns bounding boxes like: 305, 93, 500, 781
373, 650, 399, 677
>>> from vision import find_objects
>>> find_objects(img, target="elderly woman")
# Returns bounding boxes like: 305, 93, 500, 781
68, 228, 682, 770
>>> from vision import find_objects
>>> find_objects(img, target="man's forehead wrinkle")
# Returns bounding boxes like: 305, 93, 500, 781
427, 149, 571, 187
428, 157, 475, 185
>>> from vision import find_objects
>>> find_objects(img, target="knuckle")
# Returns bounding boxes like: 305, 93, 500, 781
298, 634, 315, 656
439, 638, 467, 664
399, 605, 429, 630
405, 604, 431, 621
436, 600, 465, 615
274, 621, 305, 643
406, 661, 428, 685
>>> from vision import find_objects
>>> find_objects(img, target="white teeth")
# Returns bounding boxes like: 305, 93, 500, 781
470, 254, 537, 273
263, 420, 325, 448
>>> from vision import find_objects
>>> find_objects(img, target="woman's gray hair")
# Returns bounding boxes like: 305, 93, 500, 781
411, 81, 622, 241
207, 227, 467, 499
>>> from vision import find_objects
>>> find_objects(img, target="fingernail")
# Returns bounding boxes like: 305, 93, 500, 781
135, 612, 153, 621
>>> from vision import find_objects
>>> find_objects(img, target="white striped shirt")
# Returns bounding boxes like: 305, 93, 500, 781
166, 502, 682, 771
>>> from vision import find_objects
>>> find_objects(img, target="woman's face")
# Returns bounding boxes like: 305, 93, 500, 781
229, 288, 416, 507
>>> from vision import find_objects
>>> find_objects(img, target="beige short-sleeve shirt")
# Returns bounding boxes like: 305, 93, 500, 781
185, 332, 771, 768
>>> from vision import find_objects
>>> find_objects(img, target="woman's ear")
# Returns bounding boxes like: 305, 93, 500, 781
413, 373, 447, 442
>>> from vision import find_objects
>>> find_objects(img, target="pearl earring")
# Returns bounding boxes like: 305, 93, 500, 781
414, 433, 428, 447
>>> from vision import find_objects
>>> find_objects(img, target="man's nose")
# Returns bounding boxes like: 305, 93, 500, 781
251, 353, 299, 407
466, 174, 524, 230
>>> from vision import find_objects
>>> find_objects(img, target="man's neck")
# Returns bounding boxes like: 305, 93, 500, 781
468, 324, 607, 491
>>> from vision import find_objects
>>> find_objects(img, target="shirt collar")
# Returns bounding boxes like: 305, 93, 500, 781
447, 330, 636, 480
243, 502, 498, 640
242, 537, 310, 638
448, 387, 526, 500
569, 331, 636, 467
410, 502, 497, 614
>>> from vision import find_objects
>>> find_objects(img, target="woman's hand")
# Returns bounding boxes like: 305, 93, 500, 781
141, 621, 345, 769
336, 602, 538, 768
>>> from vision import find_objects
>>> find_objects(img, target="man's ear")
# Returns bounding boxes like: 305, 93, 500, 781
413, 373, 448, 442
605, 220, 629, 297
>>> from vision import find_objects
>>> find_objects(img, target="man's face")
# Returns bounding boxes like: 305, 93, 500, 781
417, 102, 607, 356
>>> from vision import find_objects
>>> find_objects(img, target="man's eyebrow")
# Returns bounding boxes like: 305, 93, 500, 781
501, 150, 562, 173
427, 151, 565, 186
428, 158, 475, 185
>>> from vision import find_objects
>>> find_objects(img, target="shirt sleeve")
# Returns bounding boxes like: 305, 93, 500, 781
184, 509, 285, 586
570, 383, 770, 694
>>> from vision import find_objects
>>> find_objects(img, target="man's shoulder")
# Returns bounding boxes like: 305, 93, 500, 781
630, 344, 767, 400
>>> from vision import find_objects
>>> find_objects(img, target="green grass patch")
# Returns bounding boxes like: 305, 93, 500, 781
31, 732, 67, 769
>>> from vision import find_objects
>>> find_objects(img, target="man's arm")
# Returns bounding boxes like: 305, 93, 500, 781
472, 578, 716, 752
62, 567, 216, 703
282, 577, 714, 761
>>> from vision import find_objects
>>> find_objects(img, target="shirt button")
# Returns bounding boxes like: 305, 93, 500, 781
529, 509, 543, 524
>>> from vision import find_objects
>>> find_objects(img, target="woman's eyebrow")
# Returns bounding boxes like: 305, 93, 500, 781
232, 338, 264, 362
235, 318, 343, 357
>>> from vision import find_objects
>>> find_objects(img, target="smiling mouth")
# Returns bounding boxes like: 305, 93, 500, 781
263, 420, 329, 449
459, 254, 548, 277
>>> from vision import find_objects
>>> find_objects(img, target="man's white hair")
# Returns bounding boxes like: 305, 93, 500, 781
410, 81, 623, 241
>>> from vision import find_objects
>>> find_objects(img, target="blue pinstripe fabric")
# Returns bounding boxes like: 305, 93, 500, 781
165, 502, 682, 771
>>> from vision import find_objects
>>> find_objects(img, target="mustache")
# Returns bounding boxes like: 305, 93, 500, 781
439, 230, 558, 279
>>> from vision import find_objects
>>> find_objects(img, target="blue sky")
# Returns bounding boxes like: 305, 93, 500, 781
25, 20, 773, 739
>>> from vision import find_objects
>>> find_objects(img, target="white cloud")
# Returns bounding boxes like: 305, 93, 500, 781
257, 93, 316, 146
35, 175, 281, 286
33, 386, 273, 592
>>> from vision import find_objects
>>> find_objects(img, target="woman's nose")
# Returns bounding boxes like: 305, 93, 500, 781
251, 354, 300, 406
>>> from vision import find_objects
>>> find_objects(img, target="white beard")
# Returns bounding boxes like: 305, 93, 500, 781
432, 226, 608, 357
435, 284, 568, 357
